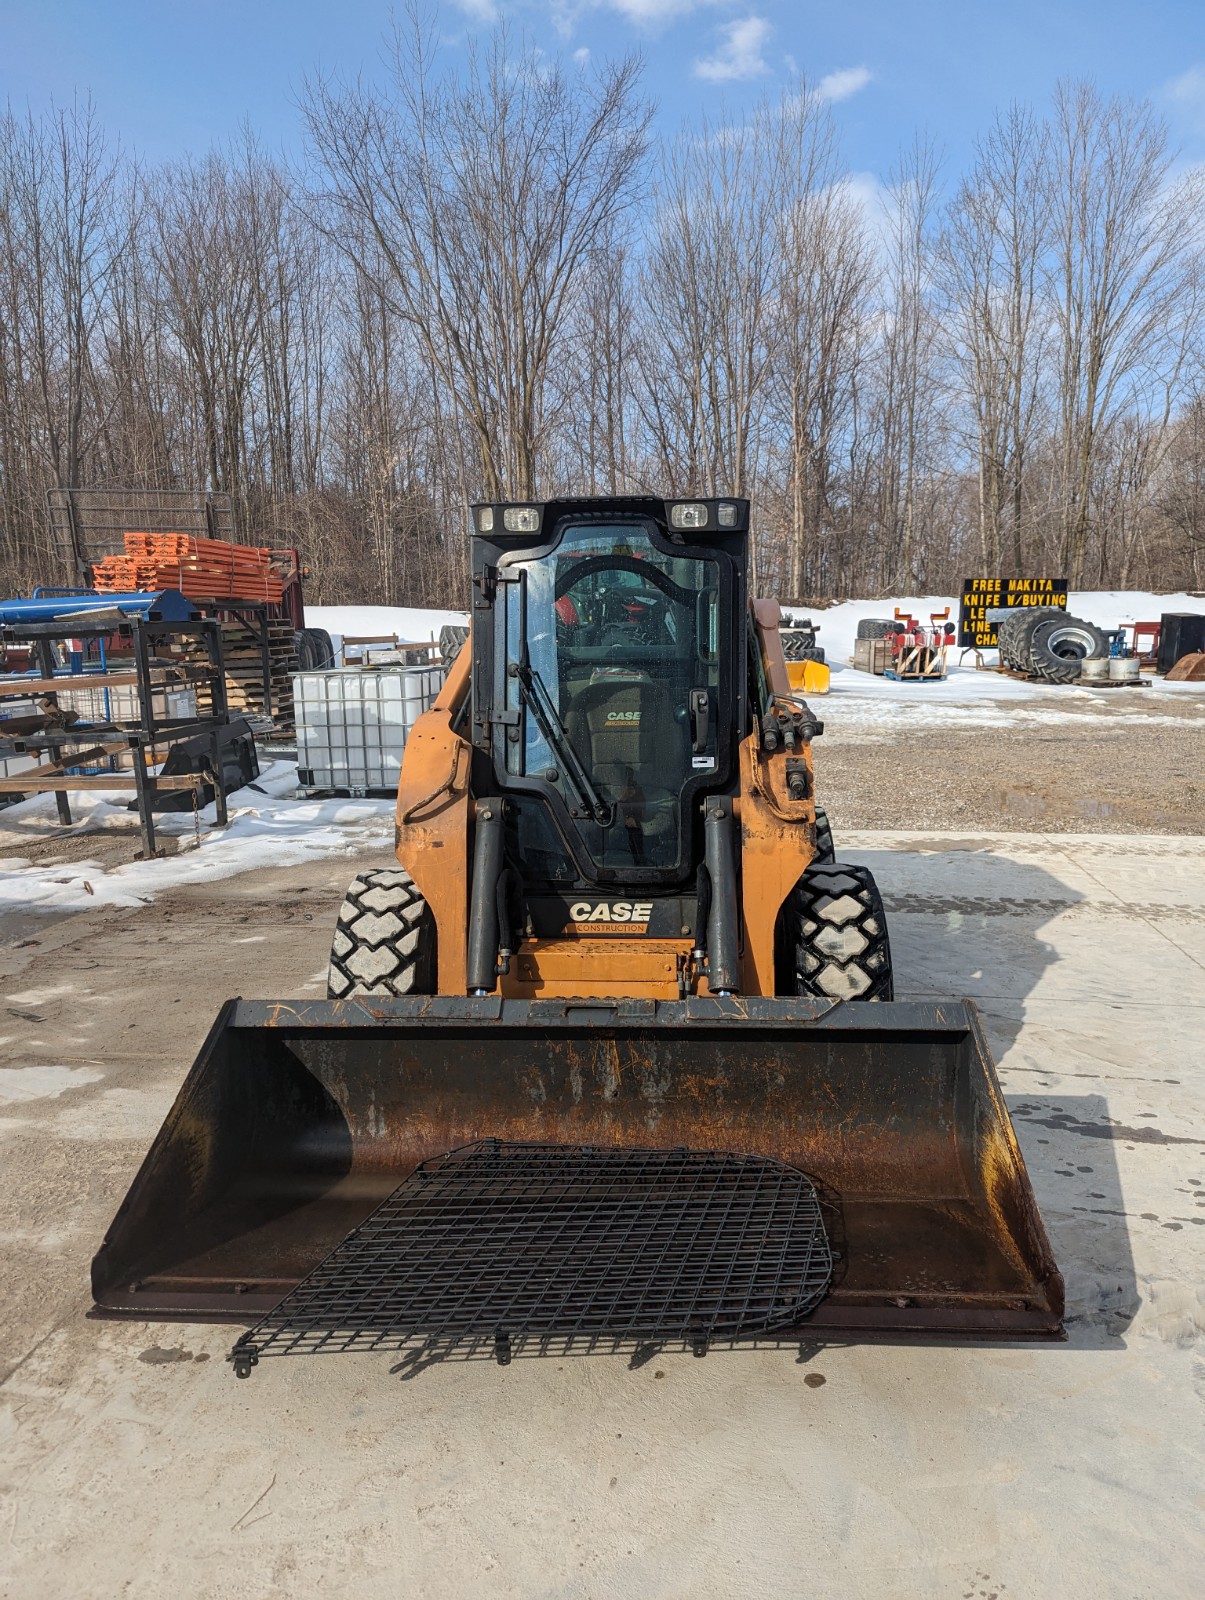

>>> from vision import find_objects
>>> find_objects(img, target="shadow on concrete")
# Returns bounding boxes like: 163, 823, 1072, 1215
850, 844, 1141, 1346
1007, 1093, 1151, 1347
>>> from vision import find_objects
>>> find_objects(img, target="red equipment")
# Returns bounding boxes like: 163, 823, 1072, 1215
884, 608, 956, 681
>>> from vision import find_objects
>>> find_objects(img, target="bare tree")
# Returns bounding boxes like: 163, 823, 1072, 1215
1048, 80, 1205, 582
303, 9, 650, 500
940, 105, 1050, 575
0, 99, 121, 578
638, 102, 786, 510
768, 87, 875, 598
873, 137, 943, 588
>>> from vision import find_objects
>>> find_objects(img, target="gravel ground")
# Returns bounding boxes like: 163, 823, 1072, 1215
819, 703, 1205, 834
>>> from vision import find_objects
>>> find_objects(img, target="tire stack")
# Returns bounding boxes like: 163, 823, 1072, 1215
996, 608, 1107, 683
439, 623, 470, 667
780, 617, 825, 665
294, 627, 336, 672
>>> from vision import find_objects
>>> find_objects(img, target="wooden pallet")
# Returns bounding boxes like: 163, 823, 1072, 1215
169, 621, 296, 733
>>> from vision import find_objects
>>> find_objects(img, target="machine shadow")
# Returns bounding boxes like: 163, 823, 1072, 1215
848, 843, 1140, 1346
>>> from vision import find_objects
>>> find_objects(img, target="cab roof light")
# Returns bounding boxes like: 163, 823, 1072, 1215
670, 502, 709, 530
503, 506, 541, 534
475, 506, 494, 533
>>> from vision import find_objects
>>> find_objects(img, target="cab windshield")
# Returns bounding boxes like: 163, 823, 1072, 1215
498, 523, 721, 873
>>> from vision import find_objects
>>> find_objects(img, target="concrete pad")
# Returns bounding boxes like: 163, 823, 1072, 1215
0, 835, 1203, 1599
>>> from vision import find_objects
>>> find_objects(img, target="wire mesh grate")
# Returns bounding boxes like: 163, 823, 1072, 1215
229, 1141, 832, 1376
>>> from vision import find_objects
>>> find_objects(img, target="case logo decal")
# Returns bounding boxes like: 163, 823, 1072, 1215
564, 900, 654, 933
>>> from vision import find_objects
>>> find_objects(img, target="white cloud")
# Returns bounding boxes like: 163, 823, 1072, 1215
609, 0, 714, 25
693, 16, 772, 83
549, 1, 726, 41
573, 46, 591, 65
1166, 64, 1205, 129
817, 65, 873, 103
450, 0, 499, 22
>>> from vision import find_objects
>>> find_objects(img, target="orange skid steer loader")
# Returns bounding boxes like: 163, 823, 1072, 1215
92, 497, 1062, 1375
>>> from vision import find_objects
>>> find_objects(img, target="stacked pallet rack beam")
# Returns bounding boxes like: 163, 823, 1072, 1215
91, 533, 285, 605
45, 487, 309, 740
0, 593, 239, 857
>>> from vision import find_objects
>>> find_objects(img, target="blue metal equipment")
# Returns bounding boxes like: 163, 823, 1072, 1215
0, 590, 197, 626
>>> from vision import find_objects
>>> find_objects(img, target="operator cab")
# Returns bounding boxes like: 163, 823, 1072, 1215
470, 497, 749, 889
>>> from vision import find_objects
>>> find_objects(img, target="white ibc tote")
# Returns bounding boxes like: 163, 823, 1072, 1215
292, 665, 443, 793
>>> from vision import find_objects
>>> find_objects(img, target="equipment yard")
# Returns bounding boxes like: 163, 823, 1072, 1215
2, 689, 1202, 1600
5, 7, 1205, 1587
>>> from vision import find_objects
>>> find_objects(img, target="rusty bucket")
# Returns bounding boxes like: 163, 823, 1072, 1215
91, 996, 1063, 1343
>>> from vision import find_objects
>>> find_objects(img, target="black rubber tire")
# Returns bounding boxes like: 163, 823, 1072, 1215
328, 868, 436, 997
439, 623, 470, 663
995, 609, 1026, 670
780, 629, 818, 659
778, 862, 894, 1002
1028, 614, 1107, 683
1005, 607, 1058, 672
799, 645, 826, 664
993, 611, 1022, 668
856, 618, 895, 641
997, 607, 1064, 673
298, 627, 336, 671
813, 805, 835, 865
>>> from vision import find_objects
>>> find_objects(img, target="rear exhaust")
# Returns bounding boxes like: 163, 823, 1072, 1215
91, 997, 1063, 1343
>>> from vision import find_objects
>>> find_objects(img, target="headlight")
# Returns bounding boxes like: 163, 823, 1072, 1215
475, 506, 494, 533
670, 502, 708, 530
503, 506, 540, 533
716, 502, 738, 528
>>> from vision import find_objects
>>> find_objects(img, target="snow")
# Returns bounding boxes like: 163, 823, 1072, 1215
304, 604, 468, 659
787, 590, 1205, 723
308, 594, 1205, 727
0, 761, 393, 914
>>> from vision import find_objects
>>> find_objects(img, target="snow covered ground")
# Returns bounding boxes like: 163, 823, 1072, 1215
0, 760, 393, 914
307, 591, 1205, 728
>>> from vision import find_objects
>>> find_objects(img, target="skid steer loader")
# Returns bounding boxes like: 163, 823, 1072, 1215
92, 496, 1063, 1373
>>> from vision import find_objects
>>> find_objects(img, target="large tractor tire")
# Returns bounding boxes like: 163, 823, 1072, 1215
296, 627, 336, 671
993, 610, 1024, 669
856, 618, 895, 641
1000, 607, 1058, 673
780, 628, 818, 659
328, 868, 436, 998
813, 804, 836, 864
439, 623, 470, 663
1027, 614, 1107, 684
994, 609, 1026, 671
779, 862, 893, 1002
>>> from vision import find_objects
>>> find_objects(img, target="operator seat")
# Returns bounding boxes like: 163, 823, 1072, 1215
564, 673, 687, 860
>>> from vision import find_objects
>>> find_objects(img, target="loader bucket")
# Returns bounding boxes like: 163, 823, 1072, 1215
91, 997, 1063, 1343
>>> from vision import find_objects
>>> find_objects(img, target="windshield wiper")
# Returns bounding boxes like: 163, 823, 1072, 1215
516, 660, 612, 826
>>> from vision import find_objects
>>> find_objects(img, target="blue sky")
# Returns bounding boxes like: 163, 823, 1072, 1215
4, 0, 1205, 183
